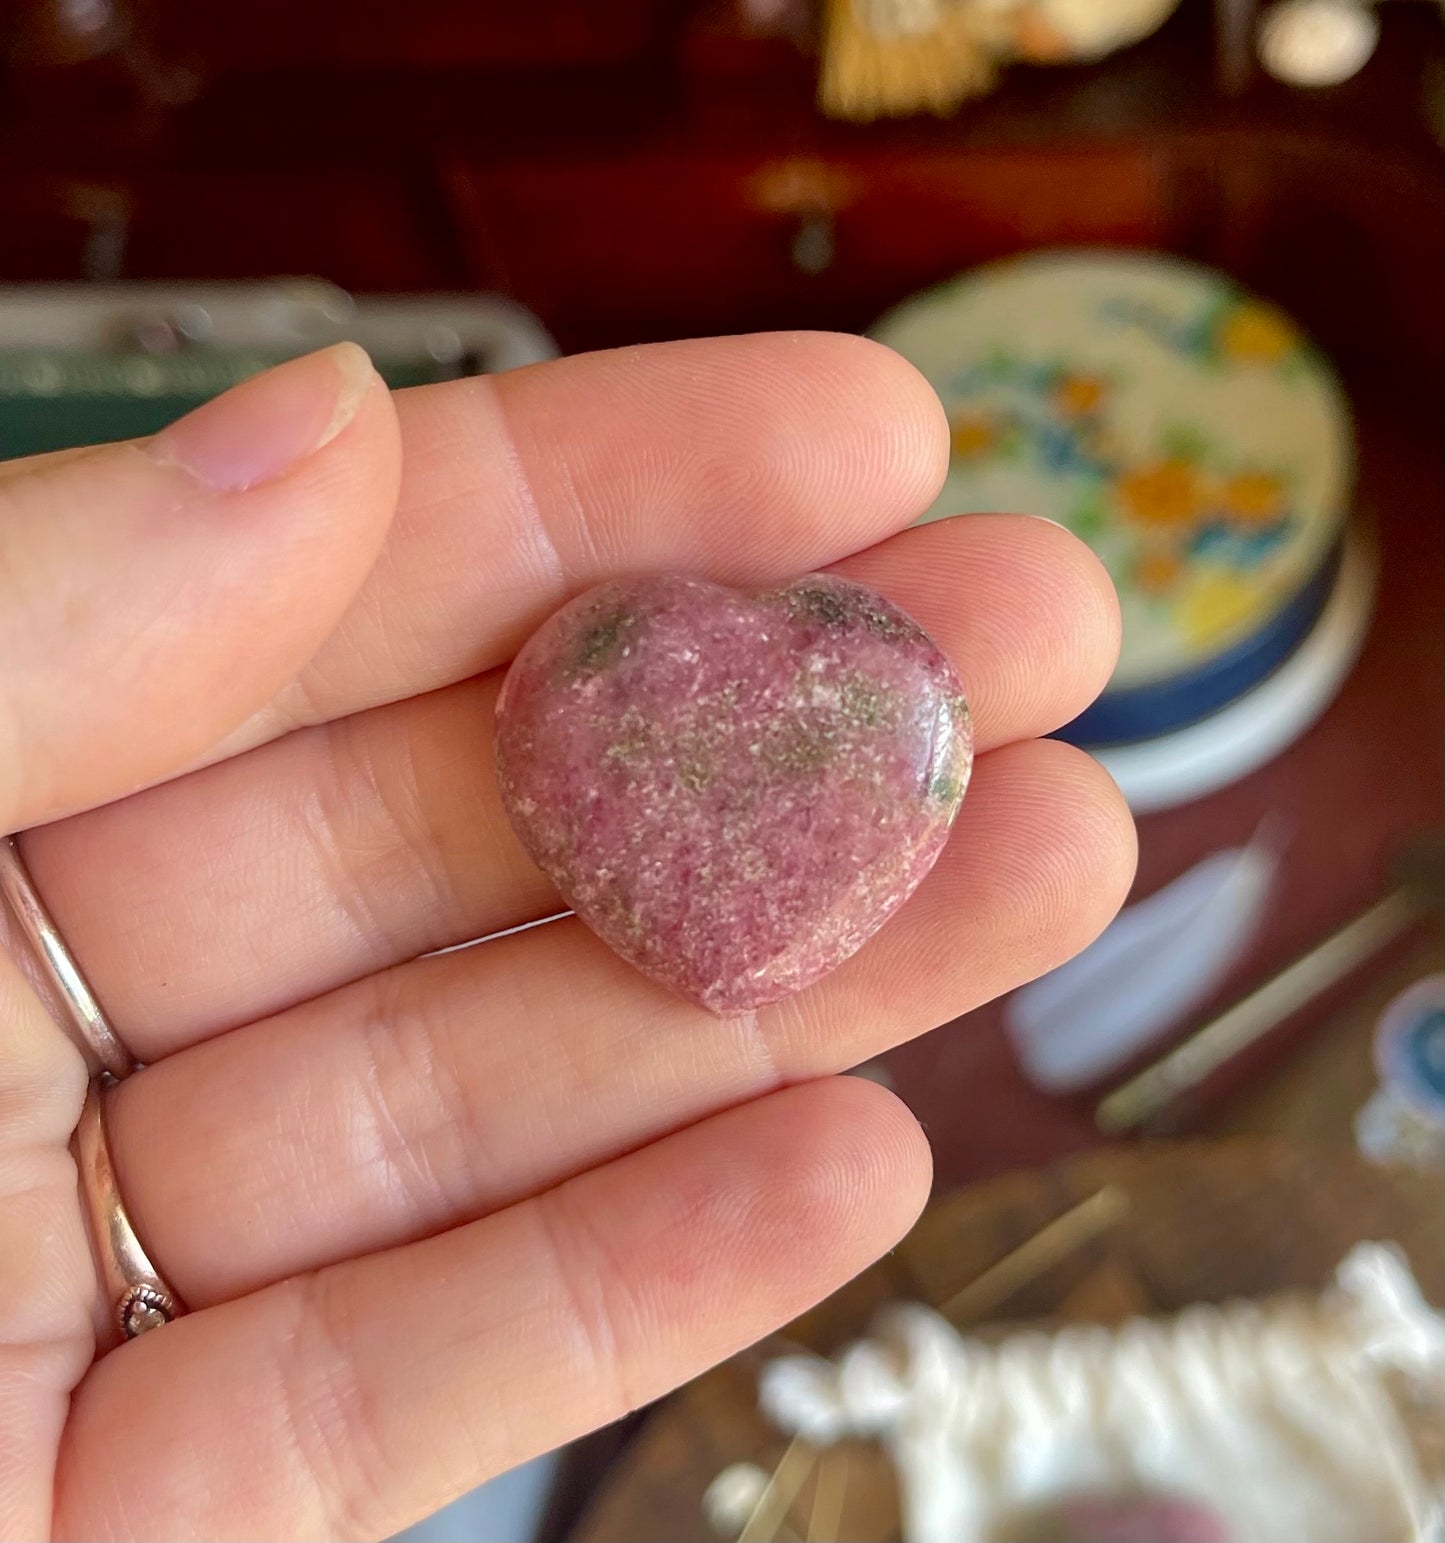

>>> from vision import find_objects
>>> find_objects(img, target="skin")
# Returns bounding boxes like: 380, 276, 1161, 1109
0, 333, 1135, 1542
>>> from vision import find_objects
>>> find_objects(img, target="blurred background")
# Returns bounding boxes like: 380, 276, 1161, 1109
2, 1, 1442, 1539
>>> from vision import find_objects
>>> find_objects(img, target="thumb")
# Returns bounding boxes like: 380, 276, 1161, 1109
0, 343, 400, 830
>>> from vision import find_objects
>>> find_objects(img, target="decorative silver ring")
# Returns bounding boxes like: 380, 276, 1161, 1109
0, 834, 135, 1079
75, 1079, 186, 1340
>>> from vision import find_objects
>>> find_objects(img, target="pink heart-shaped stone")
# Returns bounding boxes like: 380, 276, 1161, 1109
1054, 1496, 1232, 1543
495, 573, 971, 1014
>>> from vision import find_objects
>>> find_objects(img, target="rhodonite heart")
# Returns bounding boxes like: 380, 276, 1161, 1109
495, 573, 972, 1014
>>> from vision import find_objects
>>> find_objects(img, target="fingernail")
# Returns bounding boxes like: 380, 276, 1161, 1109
146, 342, 376, 493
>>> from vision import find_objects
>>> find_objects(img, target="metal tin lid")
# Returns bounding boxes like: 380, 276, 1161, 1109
872, 251, 1354, 708
0, 282, 556, 458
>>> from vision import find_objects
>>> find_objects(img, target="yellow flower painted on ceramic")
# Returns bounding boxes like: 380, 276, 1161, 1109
950, 414, 998, 461
1135, 548, 1184, 596
1216, 303, 1298, 365
1117, 458, 1203, 530
1179, 570, 1268, 650
1053, 373, 1107, 418
1081, 422, 1125, 464
1222, 470, 1287, 527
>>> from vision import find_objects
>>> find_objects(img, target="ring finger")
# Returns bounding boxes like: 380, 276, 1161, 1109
22, 513, 1118, 1061
109, 735, 1132, 1308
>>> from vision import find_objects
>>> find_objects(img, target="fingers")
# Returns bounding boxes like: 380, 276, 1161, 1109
0, 948, 94, 1540
0, 345, 400, 831
56, 1079, 930, 1543
1, 333, 937, 826
828, 512, 1119, 749
25, 515, 1119, 1056
226, 332, 951, 753
104, 738, 1133, 1306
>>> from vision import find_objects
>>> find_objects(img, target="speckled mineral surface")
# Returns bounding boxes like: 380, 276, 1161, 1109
495, 573, 971, 1014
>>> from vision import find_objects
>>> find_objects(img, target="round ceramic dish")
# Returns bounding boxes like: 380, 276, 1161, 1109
1376, 976, 1445, 1128
1357, 974, 1445, 1168
872, 250, 1359, 799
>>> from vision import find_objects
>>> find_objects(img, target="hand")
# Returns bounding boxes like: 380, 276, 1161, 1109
0, 337, 1133, 1541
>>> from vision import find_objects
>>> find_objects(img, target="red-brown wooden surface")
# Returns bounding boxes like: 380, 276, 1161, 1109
888, 377, 1445, 1182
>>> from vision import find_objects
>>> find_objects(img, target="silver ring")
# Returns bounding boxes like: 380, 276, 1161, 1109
76, 1079, 186, 1340
0, 834, 136, 1079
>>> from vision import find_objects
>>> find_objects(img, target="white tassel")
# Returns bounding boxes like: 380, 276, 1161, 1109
1330, 1242, 1445, 1377
701, 1463, 771, 1535
758, 1355, 854, 1445
756, 1248, 1445, 1543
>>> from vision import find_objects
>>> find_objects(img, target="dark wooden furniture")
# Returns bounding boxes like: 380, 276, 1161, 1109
3, 3, 1441, 378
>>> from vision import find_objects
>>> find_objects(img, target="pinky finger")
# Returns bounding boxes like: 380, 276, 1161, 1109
54, 1078, 931, 1543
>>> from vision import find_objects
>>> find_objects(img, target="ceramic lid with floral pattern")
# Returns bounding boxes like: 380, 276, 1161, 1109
872, 251, 1353, 716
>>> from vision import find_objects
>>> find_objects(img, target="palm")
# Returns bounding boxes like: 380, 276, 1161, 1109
0, 336, 1131, 1541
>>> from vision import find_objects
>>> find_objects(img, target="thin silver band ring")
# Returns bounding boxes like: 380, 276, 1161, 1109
0, 834, 136, 1080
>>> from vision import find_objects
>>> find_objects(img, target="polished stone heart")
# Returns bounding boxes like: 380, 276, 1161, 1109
495, 573, 971, 1014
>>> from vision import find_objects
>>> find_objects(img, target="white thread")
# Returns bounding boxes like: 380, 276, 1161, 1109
757, 1243, 1445, 1543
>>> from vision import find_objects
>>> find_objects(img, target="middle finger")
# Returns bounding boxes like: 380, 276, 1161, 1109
22, 514, 1117, 1061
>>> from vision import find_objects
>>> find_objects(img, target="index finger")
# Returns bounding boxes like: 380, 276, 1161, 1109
220, 331, 950, 753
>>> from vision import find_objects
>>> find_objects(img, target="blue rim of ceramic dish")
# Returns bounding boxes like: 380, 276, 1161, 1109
1056, 539, 1346, 749
1377, 979, 1445, 1117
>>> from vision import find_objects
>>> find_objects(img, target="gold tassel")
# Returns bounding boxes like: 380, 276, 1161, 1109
818, 0, 999, 122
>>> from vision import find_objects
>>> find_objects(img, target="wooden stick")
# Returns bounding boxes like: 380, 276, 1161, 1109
1214, 0, 1259, 95
1096, 886, 1427, 1133
737, 1436, 816, 1543
806, 1448, 849, 1543
937, 1186, 1130, 1323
